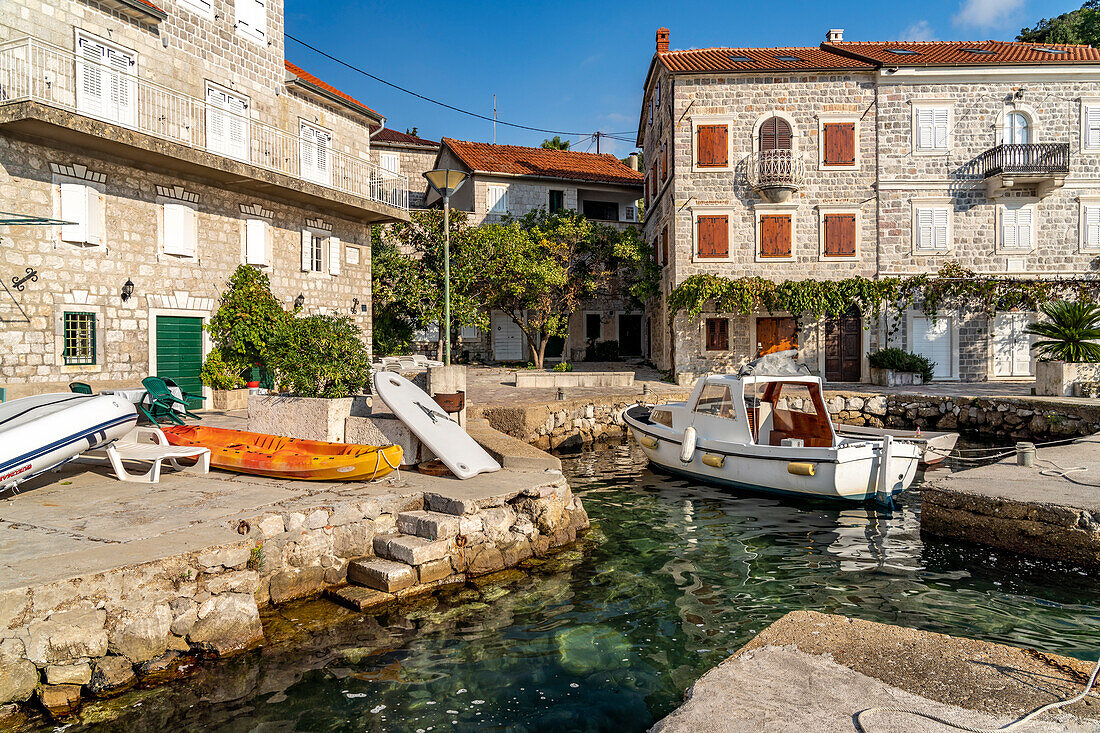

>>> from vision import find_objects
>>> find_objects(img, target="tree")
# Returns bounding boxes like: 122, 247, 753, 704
204, 265, 287, 381
371, 210, 488, 358
541, 136, 571, 150
270, 314, 371, 397
1025, 300, 1100, 363
475, 211, 657, 369
1018, 1, 1100, 46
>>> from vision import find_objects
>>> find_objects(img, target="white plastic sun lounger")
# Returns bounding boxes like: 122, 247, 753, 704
103, 427, 211, 483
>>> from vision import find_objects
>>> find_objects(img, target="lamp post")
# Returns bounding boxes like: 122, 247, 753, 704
423, 168, 470, 365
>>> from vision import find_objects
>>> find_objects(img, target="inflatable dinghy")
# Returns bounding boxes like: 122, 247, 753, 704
0, 393, 138, 490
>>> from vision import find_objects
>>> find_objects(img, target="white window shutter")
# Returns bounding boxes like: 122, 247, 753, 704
181, 205, 196, 257
1016, 208, 1032, 249
1086, 206, 1100, 248
60, 183, 88, 244
916, 110, 933, 150
76, 38, 107, 118
163, 203, 183, 255
1087, 106, 1100, 148
916, 209, 932, 249
236, 0, 266, 41
328, 236, 341, 276
933, 109, 948, 149
933, 209, 949, 250
301, 229, 312, 271
487, 184, 507, 214
1001, 208, 1017, 250
245, 219, 268, 265
84, 186, 101, 245
106, 47, 135, 125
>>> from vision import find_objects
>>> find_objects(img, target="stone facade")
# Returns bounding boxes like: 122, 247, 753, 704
0, 0, 405, 398
642, 29, 1100, 384
370, 131, 440, 208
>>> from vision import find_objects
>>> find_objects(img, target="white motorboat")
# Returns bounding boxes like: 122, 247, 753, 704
623, 367, 921, 503
832, 423, 959, 467
0, 393, 138, 490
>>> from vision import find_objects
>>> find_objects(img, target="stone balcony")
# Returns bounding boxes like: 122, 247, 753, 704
0, 36, 409, 223
745, 149, 806, 203
977, 142, 1070, 199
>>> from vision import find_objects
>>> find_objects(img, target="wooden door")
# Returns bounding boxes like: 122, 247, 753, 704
756, 317, 797, 356
824, 306, 862, 382
992, 312, 1034, 377
156, 316, 204, 396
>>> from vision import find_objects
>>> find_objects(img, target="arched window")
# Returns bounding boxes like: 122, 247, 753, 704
759, 116, 793, 151
1001, 112, 1030, 145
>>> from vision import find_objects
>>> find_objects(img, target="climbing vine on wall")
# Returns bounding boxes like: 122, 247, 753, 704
667, 263, 1100, 325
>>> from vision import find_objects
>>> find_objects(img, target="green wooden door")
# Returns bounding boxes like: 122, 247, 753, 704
156, 316, 203, 395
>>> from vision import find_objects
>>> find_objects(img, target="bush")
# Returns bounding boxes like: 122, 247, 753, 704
270, 315, 371, 398
207, 265, 287, 370
552, 361, 574, 372
200, 349, 245, 390
868, 348, 935, 383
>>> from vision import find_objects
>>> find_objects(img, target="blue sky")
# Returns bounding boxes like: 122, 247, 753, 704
284, 0, 1080, 155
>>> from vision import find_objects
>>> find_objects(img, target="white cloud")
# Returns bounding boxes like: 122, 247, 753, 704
899, 20, 937, 41
953, 0, 1026, 29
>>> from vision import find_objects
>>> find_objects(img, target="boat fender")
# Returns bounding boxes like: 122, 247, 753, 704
639, 435, 659, 449
701, 453, 724, 468
788, 462, 816, 476
680, 427, 697, 463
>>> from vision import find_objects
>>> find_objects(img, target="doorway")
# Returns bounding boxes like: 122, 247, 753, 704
619, 313, 643, 357
155, 315, 203, 395
992, 312, 1035, 377
824, 305, 862, 382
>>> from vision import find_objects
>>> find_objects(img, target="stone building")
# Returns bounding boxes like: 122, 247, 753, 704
640, 27, 1100, 384
423, 139, 645, 363
0, 0, 409, 400
368, 127, 439, 209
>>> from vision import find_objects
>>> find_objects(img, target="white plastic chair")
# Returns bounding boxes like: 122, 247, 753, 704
104, 427, 211, 483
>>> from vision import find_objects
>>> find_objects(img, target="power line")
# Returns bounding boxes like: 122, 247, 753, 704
286, 33, 598, 138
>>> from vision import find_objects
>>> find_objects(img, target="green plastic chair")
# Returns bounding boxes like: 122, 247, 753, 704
159, 376, 206, 411
69, 382, 93, 394
139, 377, 202, 426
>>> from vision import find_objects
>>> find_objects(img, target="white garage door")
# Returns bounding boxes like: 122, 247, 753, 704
910, 316, 954, 380
492, 311, 524, 361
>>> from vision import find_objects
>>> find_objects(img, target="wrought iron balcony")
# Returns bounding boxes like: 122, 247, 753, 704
746, 149, 806, 203
978, 143, 1069, 199
0, 36, 409, 213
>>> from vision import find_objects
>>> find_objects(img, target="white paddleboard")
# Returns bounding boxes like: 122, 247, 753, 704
372, 372, 500, 480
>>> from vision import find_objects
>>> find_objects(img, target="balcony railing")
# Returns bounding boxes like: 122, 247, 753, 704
0, 36, 408, 211
978, 143, 1070, 179
746, 149, 806, 190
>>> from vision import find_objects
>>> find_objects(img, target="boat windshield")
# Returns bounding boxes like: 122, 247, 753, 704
745, 381, 835, 448
694, 383, 737, 421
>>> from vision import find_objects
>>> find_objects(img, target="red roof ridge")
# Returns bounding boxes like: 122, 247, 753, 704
441, 138, 643, 186
665, 45, 824, 54
284, 60, 382, 120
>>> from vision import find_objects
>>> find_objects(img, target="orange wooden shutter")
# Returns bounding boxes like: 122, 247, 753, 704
661, 145, 668, 179
759, 215, 792, 258
661, 226, 669, 265
760, 117, 792, 151
823, 214, 856, 257
823, 122, 855, 166
697, 125, 728, 167
697, 215, 729, 258
706, 318, 728, 351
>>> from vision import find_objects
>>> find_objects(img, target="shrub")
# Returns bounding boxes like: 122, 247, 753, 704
270, 315, 371, 398
200, 348, 245, 390
1025, 300, 1100, 363
552, 361, 574, 372
207, 265, 287, 369
868, 348, 935, 383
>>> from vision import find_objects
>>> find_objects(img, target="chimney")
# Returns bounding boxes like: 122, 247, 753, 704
656, 28, 670, 54
627, 152, 640, 171
826, 28, 844, 43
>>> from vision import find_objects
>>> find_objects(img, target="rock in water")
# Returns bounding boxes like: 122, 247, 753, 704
187, 594, 264, 655
555, 626, 631, 674
87, 656, 137, 698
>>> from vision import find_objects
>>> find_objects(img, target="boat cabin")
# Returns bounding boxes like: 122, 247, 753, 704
650, 374, 838, 448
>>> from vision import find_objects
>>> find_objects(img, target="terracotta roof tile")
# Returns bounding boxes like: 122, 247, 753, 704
284, 61, 382, 119
371, 127, 439, 148
825, 40, 1100, 65
442, 139, 643, 186
659, 46, 875, 73
134, 0, 166, 13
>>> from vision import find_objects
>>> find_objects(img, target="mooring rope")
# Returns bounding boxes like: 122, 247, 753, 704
368, 446, 400, 482
1036, 458, 1100, 488
856, 652, 1100, 732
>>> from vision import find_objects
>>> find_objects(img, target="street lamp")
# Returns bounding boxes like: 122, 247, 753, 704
423, 168, 470, 366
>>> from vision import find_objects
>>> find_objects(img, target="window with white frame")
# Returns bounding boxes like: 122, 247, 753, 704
486, 184, 508, 215
1080, 200, 1100, 252
913, 106, 949, 152
59, 181, 102, 246
913, 205, 951, 252
1000, 111, 1030, 145
244, 218, 271, 267
299, 121, 332, 185
379, 153, 400, 174
235, 0, 266, 42
162, 202, 197, 257
999, 202, 1034, 251
76, 33, 136, 127
1083, 101, 1100, 150
206, 84, 250, 161
300, 230, 341, 276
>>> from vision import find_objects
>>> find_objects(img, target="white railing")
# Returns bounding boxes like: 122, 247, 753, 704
745, 149, 806, 191
0, 36, 408, 211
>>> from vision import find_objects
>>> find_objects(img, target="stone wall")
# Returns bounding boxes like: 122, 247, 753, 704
0, 478, 588, 719
371, 142, 439, 208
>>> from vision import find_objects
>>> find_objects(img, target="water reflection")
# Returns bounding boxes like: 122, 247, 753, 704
28, 440, 1100, 733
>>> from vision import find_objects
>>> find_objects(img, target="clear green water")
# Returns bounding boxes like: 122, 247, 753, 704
47, 443, 1100, 733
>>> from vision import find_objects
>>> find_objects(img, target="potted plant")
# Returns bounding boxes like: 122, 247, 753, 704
200, 349, 249, 411
868, 348, 935, 386
1027, 300, 1100, 397
249, 314, 372, 442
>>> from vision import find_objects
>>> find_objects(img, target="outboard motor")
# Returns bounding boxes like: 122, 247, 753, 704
680, 426, 697, 463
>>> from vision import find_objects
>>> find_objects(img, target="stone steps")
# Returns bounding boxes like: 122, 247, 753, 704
346, 557, 416, 593
397, 510, 461, 540
373, 533, 453, 565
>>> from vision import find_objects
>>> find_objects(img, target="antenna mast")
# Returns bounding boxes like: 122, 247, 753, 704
493, 94, 497, 144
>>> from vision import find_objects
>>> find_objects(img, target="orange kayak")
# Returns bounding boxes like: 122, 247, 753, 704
161, 425, 403, 481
